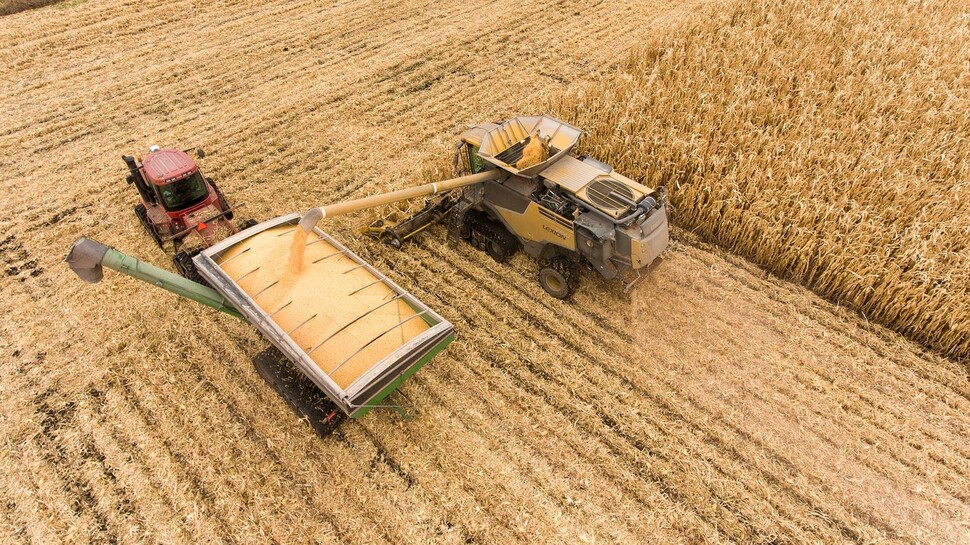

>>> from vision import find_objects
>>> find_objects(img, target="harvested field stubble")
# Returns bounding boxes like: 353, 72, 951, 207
3, 0, 970, 543
549, 0, 970, 360
0, 0, 61, 17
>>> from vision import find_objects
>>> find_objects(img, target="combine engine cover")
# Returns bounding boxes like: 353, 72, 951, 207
538, 153, 668, 278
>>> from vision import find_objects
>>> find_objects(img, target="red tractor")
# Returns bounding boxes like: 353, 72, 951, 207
124, 146, 256, 283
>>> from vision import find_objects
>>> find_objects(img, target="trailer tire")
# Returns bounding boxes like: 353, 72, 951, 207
173, 250, 207, 286
312, 405, 348, 437
251, 347, 347, 438
539, 257, 579, 299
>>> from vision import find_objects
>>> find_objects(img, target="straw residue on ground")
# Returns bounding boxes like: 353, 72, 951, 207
1, 0, 968, 543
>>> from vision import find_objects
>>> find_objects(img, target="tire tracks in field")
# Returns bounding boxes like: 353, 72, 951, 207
405, 355, 712, 543
381, 243, 791, 543
410, 234, 909, 543
443, 241, 913, 543
96, 382, 255, 544
480, 245, 958, 542
650, 247, 970, 506
206, 318, 528, 544
108, 360, 360, 544
495, 238, 970, 517
360, 248, 710, 541
625, 253, 970, 513
201, 251, 678, 542
491, 245, 970, 515
203, 328, 560, 545
685, 244, 970, 422
23, 389, 123, 545
131, 323, 524, 545
0, 462, 56, 545
29, 378, 234, 543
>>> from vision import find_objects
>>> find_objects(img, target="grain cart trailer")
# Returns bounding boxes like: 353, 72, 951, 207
67, 232, 454, 435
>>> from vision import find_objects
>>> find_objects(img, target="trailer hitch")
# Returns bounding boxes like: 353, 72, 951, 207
164, 204, 246, 242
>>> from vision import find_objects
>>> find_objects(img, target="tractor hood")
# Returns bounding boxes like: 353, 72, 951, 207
142, 148, 198, 184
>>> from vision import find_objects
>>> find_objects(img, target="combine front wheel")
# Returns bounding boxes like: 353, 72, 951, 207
539, 257, 579, 299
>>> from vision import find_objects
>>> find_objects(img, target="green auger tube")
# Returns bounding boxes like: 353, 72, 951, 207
66, 237, 244, 320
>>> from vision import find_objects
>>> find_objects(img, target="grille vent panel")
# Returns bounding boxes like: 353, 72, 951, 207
586, 179, 634, 210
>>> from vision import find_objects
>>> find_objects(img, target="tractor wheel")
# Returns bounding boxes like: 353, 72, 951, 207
539, 257, 580, 300
239, 219, 259, 230
135, 203, 164, 248
173, 250, 207, 285
208, 178, 233, 220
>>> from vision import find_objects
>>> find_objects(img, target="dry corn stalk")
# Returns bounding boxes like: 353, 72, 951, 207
548, 0, 970, 361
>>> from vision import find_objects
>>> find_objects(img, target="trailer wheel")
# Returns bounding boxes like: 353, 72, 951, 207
252, 347, 348, 438
313, 406, 348, 437
173, 250, 207, 286
239, 219, 259, 231
539, 257, 579, 299
135, 203, 164, 248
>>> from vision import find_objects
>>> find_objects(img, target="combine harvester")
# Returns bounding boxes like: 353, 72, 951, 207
68, 115, 670, 435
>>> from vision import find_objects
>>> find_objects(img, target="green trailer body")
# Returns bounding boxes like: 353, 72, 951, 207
192, 213, 454, 419
67, 232, 454, 422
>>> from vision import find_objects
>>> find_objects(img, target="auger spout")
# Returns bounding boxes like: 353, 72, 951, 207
298, 169, 503, 233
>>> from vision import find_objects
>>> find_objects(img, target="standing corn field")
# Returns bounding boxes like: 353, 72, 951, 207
549, 0, 970, 361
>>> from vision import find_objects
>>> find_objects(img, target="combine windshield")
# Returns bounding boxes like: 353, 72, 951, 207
156, 172, 208, 210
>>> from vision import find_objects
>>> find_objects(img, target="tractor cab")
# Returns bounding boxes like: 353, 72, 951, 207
123, 146, 252, 282
140, 148, 211, 212
123, 147, 233, 229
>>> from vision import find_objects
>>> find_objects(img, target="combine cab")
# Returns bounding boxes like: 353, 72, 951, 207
123, 147, 256, 282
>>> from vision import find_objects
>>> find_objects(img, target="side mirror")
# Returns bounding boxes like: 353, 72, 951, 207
196, 148, 206, 159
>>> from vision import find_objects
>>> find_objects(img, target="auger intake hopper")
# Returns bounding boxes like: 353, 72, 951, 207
193, 214, 454, 418
477, 115, 581, 178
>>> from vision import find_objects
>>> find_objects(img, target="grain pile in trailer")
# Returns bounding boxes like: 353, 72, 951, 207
215, 224, 431, 389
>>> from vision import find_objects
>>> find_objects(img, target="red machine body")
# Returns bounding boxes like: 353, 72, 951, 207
124, 147, 255, 281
